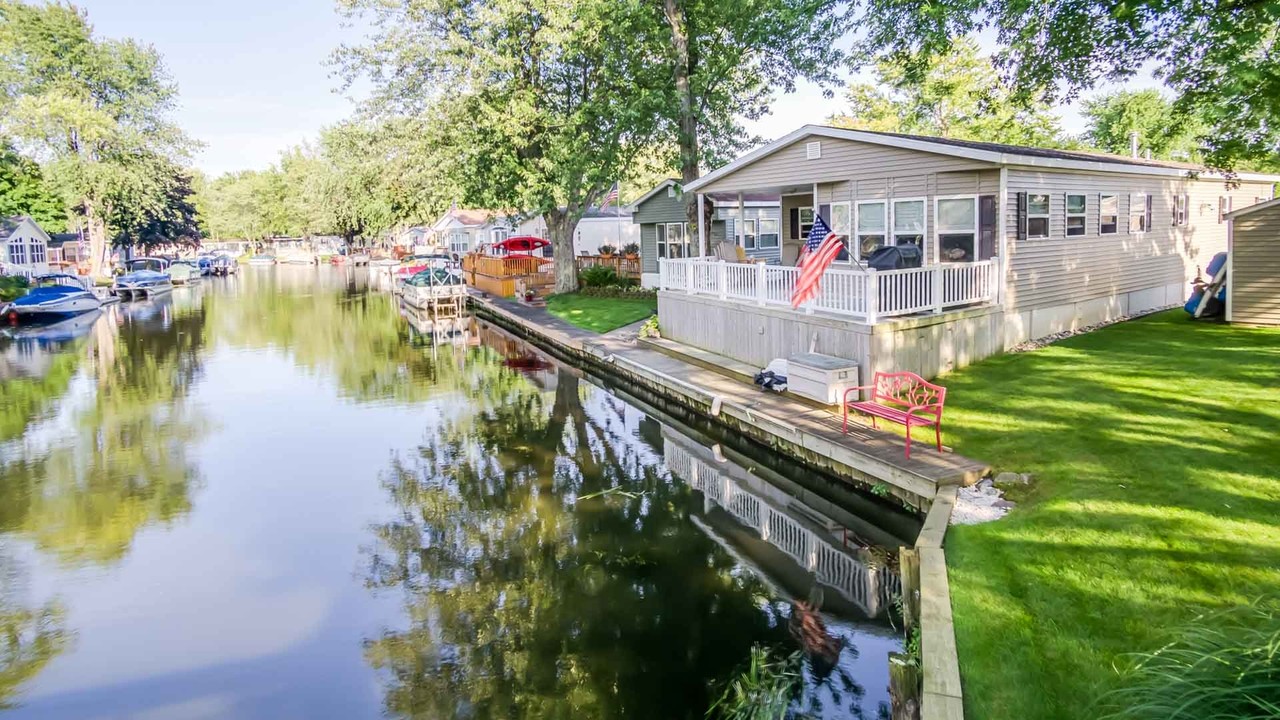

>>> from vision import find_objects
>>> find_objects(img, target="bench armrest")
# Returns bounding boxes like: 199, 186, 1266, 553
906, 403, 944, 416
842, 385, 875, 402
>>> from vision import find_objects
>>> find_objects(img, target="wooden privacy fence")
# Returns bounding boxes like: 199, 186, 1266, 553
461, 253, 555, 298
658, 257, 999, 324
576, 255, 642, 281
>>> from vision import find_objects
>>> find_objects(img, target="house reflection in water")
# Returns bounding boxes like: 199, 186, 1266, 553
661, 425, 902, 620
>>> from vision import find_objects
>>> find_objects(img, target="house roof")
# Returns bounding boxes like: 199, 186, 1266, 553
1225, 197, 1280, 220
627, 179, 682, 211
1, 216, 28, 240
684, 124, 1280, 193
580, 205, 634, 220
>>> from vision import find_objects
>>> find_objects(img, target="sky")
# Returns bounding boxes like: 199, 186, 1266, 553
76, 0, 1156, 177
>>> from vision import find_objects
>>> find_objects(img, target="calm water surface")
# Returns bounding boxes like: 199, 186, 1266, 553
0, 267, 914, 719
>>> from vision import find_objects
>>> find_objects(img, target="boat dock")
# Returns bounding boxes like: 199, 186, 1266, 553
469, 294, 988, 510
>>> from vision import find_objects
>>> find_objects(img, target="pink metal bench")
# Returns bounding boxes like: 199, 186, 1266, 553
842, 371, 947, 458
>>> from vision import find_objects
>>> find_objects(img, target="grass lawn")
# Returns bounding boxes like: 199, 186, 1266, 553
545, 293, 656, 333
939, 311, 1280, 719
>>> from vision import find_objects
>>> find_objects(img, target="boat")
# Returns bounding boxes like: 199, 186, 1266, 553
113, 258, 174, 301
395, 252, 458, 280
397, 267, 468, 309
169, 260, 202, 285
211, 254, 238, 275
369, 257, 399, 268
196, 254, 215, 275
3, 274, 101, 322
247, 255, 276, 267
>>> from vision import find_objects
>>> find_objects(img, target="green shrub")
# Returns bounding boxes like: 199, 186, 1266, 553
0, 275, 30, 302
580, 285, 656, 301
579, 265, 620, 287
622, 242, 640, 256
1098, 598, 1280, 720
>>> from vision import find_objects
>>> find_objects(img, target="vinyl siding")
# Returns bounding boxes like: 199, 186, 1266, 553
1003, 168, 1274, 313
695, 136, 996, 194
641, 223, 658, 273
1231, 203, 1280, 325
633, 188, 687, 224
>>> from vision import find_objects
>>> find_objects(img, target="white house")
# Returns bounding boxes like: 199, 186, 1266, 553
1, 216, 52, 277
517, 206, 641, 255
428, 208, 518, 255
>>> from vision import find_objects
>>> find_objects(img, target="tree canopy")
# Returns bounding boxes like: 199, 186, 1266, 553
0, 0, 197, 269
830, 38, 1068, 147
856, 1, 1280, 170
0, 141, 65, 230
1080, 89, 1209, 164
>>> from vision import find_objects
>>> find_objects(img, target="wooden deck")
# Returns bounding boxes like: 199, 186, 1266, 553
470, 294, 989, 506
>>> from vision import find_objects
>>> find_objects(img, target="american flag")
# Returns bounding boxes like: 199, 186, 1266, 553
600, 182, 620, 210
791, 213, 843, 308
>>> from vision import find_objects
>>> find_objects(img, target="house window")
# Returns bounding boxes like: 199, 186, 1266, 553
1130, 193, 1150, 233
8, 241, 26, 265
1027, 193, 1050, 238
892, 198, 926, 253
1100, 194, 1118, 234
1066, 194, 1087, 236
1174, 193, 1189, 226
937, 196, 979, 262
741, 218, 757, 249
827, 202, 852, 261
798, 207, 815, 238
29, 241, 45, 264
855, 201, 886, 257
491, 228, 509, 244
656, 222, 690, 258
448, 231, 470, 255
1219, 196, 1232, 223
758, 218, 779, 248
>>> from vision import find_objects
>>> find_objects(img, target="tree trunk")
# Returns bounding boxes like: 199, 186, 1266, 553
546, 208, 579, 294
663, 0, 701, 229
83, 197, 109, 277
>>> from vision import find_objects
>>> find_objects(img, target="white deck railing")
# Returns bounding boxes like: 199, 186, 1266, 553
657, 257, 999, 324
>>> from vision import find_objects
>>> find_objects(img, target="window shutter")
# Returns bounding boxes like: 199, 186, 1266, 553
789, 208, 800, 240
1146, 194, 1154, 230
1016, 192, 1028, 241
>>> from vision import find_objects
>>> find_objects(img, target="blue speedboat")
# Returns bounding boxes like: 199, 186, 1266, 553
3, 274, 101, 322
113, 258, 174, 301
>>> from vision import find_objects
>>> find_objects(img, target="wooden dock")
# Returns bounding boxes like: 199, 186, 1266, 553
470, 295, 988, 508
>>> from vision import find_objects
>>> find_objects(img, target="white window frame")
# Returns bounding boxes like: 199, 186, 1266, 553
1174, 193, 1189, 227
1066, 194, 1087, 237
491, 228, 510, 244
740, 218, 757, 249
891, 196, 927, 254
1130, 193, 1149, 234
448, 231, 470, 255
935, 195, 980, 263
758, 218, 779, 248
1099, 194, 1118, 235
1027, 193, 1051, 239
1219, 196, 1232, 223
656, 222, 690, 259
29, 240, 45, 265
853, 200, 886, 259
798, 207, 815, 239
9, 240, 27, 265
826, 201, 852, 262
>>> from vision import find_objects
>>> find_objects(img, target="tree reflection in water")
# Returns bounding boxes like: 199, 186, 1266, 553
363, 364, 794, 719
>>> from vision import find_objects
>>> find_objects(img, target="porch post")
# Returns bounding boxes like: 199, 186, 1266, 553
697, 193, 707, 257
686, 258, 695, 294
865, 268, 878, 324
996, 166, 1009, 305
933, 264, 944, 314
717, 261, 727, 300
737, 192, 745, 249
756, 261, 767, 306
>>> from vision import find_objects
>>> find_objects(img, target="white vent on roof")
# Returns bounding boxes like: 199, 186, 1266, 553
806, 141, 822, 160
667, 186, 675, 198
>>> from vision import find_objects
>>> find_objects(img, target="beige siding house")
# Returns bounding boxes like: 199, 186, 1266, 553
1226, 198, 1280, 326
658, 125, 1278, 379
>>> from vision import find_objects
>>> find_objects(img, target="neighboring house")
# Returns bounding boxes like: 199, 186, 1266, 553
657, 124, 1279, 379
428, 208, 517, 255
630, 179, 782, 287
516, 206, 640, 256
396, 225, 433, 250
1, 216, 52, 277
1225, 197, 1280, 326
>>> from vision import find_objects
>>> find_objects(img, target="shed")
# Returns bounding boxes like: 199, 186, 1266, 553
1226, 197, 1280, 326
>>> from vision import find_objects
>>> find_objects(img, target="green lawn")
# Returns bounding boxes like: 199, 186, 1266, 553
545, 293, 656, 333
939, 311, 1280, 719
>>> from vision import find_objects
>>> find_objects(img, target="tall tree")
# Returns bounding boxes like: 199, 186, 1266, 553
0, 1, 194, 273
106, 158, 202, 251
1081, 90, 1205, 162
654, 0, 853, 226
857, 0, 1280, 170
829, 38, 1068, 147
337, 0, 669, 292
0, 141, 65, 230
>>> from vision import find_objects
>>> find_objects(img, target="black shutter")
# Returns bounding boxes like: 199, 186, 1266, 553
1016, 192, 1028, 241
979, 195, 998, 259
789, 207, 800, 240
1146, 194, 1154, 230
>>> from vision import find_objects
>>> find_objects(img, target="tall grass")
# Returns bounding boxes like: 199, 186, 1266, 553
706, 645, 805, 720
1099, 598, 1280, 719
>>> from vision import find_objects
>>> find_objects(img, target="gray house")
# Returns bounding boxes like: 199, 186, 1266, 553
630, 179, 782, 287
658, 124, 1279, 379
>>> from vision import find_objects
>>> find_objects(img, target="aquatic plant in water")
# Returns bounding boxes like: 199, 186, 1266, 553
706, 645, 806, 720
1098, 597, 1280, 720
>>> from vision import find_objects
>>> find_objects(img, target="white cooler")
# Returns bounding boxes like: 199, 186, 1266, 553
786, 353, 860, 405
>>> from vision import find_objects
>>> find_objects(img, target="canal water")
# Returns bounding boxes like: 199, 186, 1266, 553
0, 267, 916, 719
